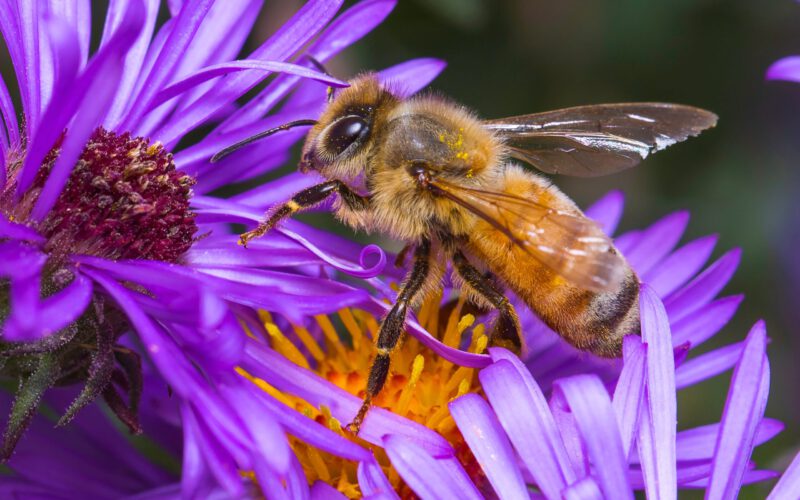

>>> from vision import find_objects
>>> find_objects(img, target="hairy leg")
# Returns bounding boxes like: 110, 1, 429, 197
452, 250, 522, 353
346, 239, 431, 433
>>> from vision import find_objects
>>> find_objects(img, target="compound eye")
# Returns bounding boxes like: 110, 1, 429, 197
326, 115, 368, 155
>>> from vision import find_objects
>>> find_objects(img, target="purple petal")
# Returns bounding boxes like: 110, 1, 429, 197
14, 13, 82, 196
644, 234, 717, 298
449, 394, 529, 499
181, 406, 245, 496
150, 60, 346, 109
664, 249, 741, 323
623, 211, 689, 275
585, 190, 625, 236
706, 321, 770, 499
357, 458, 399, 499
553, 375, 633, 499
30, 3, 146, 221
163, 0, 262, 114
246, 383, 371, 463
563, 478, 604, 500
216, 0, 395, 133
675, 342, 744, 389
766, 55, 800, 82
612, 336, 647, 459
101, 0, 160, 128
46, 0, 91, 68
671, 295, 743, 347
383, 434, 482, 500
154, 0, 343, 146
310, 481, 347, 500
117, 0, 215, 131
0, 70, 19, 151
479, 353, 575, 498
16, 1, 42, 131
0, 216, 44, 242
377, 58, 447, 98
638, 284, 677, 499
768, 448, 800, 499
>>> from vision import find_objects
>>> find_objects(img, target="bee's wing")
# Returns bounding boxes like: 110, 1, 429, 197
483, 103, 717, 177
430, 179, 627, 292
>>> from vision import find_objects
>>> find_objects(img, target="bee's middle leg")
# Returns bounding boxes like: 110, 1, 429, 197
452, 250, 522, 354
346, 238, 431, 434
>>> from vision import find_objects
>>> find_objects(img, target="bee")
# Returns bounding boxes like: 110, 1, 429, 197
213, 70, 716, 433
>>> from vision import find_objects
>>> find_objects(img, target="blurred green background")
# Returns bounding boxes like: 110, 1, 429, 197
262, 0, 800, 496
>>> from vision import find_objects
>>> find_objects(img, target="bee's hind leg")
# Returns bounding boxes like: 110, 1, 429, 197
452, 250, 523, 354
346, 239, 431, 434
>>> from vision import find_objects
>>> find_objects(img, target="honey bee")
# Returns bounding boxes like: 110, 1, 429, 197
213, 70, 716, 432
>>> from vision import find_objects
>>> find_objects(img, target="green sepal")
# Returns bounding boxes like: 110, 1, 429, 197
2, 353, 59, 460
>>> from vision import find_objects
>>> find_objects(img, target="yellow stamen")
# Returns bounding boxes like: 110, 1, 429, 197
396, 354, 425, 415
338, 308, 364, 351
293, 325, 326, 363
265, 322, 309, 369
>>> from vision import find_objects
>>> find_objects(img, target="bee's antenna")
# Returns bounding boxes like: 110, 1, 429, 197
210, 119, 318, 163
305, 55, 336, 103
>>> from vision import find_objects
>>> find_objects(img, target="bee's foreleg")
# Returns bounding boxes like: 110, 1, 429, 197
452, 250, 523, 354
346, 238, 431, 434
239, 180, 369, 247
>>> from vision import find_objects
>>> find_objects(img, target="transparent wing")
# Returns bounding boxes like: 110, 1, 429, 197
430, 179, 627, 292
483, 103, 717, 177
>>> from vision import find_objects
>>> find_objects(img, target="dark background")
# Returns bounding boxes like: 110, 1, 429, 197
259, 0, 800, 496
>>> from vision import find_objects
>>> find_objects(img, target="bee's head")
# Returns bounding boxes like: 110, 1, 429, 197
300, 75, 398, 182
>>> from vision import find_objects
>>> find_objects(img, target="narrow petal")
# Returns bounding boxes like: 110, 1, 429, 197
377, 58, 447, 98
101, 0, 160, 128
644, 235, 717, 297
310, 481, 348, 500
450, 394, 528, 500
553, 375, 633, 499
0, 216, 44, 242
585, 190, 625, 236
383, 434, 482, 500
767, 448, 800, 499
479, 355, 574, 498
612, 335, 647, 459
638, 284, 677, 499
217, 0, 394, 134
151, 60, 346, 109
30, 3, 146, 221
664, 249, 741, 323
154, 0, 344, 146
671, 295, 743, 347
706, 321, 770, 499
563, 478, 604, 500
118, 0, 215, 131
357, 458, 399, 499
622, 211, 689, 275
675, 342, 744, 389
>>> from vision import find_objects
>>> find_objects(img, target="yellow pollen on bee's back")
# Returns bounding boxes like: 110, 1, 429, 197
236, 295, 490, 498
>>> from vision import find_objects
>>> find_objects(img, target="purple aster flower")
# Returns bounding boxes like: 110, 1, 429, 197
0, 0, 447, 496
215, 190, 795, 496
